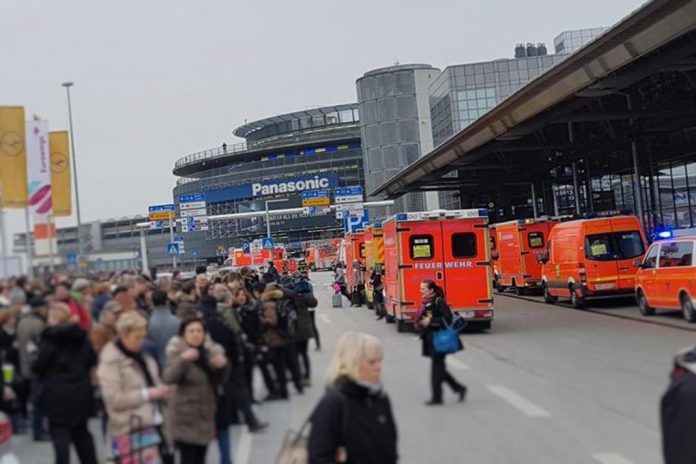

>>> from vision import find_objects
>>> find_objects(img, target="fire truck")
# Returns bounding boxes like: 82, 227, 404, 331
344, 231, 366, 293
364, 224, 385, 309
383, 210, 494, 332
306, 246, 336, 271
494, 218, 557, 294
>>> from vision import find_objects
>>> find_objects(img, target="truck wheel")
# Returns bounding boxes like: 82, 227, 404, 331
637, 290, 655, 316
570, 287, 585, 309
542, 284, 556, 304
513, 284, 527, 296
396, 319, 407, 333
681, 294, 696, 322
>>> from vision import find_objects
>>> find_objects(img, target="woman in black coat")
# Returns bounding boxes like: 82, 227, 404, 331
33, 304, 97, 464
416, 280, 466, 406
309, 332, 397, 464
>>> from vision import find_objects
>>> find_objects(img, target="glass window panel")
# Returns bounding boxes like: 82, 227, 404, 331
485, 88, 496, 97
475, 89, 486, 98
486, 98, 497, 107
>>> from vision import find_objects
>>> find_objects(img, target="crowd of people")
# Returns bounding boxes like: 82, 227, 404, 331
0, 262, 320, 464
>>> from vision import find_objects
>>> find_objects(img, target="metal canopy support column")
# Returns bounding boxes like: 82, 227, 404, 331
568, 122, 581, 215
623, 92, 644, 228
531, 183, 538, 219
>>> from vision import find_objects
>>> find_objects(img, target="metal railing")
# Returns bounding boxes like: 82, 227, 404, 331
173, 123, 361, 171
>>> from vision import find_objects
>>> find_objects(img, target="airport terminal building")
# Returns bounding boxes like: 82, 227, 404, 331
172, 104, 364, 259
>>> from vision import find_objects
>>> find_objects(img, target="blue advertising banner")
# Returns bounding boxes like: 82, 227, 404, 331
205, 173, 338, 203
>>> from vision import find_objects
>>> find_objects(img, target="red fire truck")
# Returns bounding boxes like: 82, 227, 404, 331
344, 231, 366, 293
383, 210, 494, 332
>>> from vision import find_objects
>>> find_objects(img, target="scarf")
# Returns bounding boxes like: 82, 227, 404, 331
414, 294, 436, 324
116, 340, 155, 388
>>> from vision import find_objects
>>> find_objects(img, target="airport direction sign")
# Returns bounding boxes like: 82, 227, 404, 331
334, 186, 364, 204
179, 193, 207, 233
302, 190, 330, 207
148, 203, 175, 222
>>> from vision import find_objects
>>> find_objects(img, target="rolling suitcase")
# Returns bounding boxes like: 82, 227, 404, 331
332, 293, 343, 308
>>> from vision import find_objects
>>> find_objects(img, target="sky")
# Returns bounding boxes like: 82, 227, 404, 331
1, 0, 646, 255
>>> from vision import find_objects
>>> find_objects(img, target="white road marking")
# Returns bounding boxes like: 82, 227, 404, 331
319, 314, 332, 324
446, 356, 470, 370
235, 426, 252, 464
487, 385, 551, 418
592, 453, 636, 464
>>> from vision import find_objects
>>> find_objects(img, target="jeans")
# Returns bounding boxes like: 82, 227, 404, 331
431, 353, 465, 402
49, 421, 98, 464
217, 426, 233, 464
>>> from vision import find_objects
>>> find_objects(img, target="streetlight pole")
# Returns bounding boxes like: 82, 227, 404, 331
62, 82, 84, 258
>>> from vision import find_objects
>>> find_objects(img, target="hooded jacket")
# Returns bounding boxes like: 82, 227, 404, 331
32, 323, 96, 426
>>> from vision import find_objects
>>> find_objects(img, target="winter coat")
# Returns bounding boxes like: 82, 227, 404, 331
417, 296, 463, 357
237, 301, 263, 346
32, 323, 96, 426
148, 306, 181, 366
309, 377, 398, 464
91, 294, 111, 322
0, 326, 20, 376
200, 307, 239, 428
291, 291, 318, 342
661, 370, 696, 464
16, 313, 45, 379
163, 336, 226, 445
89, 322, 116, 355
218, 303, 244, 358
96, 340, 163, 439
260, 289, 286, 348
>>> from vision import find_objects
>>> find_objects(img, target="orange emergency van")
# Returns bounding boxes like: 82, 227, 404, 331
538, 214, 647, 307
635, 236, 696, 322
490, 224, 499, 287
383, 210, 494, 332
344, 231, 366, 292
364, 224, 385, 308
495, 218, 557, 294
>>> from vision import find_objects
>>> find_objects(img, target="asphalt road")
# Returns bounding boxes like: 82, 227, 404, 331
13, 272, 689, 463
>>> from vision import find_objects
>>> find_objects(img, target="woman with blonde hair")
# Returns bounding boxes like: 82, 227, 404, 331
308, 332, 398, 464
97, 311, 172, 463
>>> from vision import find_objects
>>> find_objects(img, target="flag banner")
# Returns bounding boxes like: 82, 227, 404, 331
0, 107, 29, 207
49, 131, 71, 216
25, 120, 53, 218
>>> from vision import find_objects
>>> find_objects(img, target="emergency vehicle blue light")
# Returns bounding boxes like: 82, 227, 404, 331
657, 230, 673, 239
478, 209, 489, 217
395, 213, 408, 221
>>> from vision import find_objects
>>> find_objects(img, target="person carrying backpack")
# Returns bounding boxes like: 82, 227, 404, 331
260, 285, 303, 398
415, 280, 466, 406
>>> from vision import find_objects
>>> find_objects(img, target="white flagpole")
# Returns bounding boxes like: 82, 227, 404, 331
24, 208, 33, 278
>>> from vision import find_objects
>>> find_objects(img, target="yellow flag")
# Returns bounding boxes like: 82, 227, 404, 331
49, 131, 72, 216
0, 107, 28, 207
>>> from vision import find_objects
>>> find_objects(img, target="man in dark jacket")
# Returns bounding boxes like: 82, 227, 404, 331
148, 290, 180, 367
661, 346, 696, 464
200, 294, 268, 434
33, 306, 98, 464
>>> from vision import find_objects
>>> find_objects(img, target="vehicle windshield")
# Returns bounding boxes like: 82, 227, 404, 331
585, 231, 644, 261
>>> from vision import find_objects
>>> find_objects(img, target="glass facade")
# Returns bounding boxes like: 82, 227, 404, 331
428, 28, 607, 210
554, 28, 608, 54
357, 64, 440, 215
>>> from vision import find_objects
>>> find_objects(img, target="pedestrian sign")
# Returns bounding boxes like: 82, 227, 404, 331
242, 241, 251, 254
166, 242, 182, 256
262, 237, 275, 249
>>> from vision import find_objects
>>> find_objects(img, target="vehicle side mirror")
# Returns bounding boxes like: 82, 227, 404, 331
536, 251, 549, 264
633, 259, 644, 268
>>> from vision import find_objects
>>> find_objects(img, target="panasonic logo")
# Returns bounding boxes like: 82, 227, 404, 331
252, 176, 331, 197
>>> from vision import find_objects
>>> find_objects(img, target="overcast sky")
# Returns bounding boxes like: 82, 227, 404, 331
1, 0, 645, 253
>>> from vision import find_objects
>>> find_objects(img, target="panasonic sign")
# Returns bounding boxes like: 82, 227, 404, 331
204, 173, 339, 203
252, 176, 331, 197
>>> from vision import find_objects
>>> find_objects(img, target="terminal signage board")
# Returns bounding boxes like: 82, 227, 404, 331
301, 190, 330, 207
179, 193, 208, 233
148, 204, 175, 222
335, 186, 364, 204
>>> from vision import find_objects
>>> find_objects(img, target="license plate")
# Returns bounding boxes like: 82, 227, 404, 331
595, 282, 616, 290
